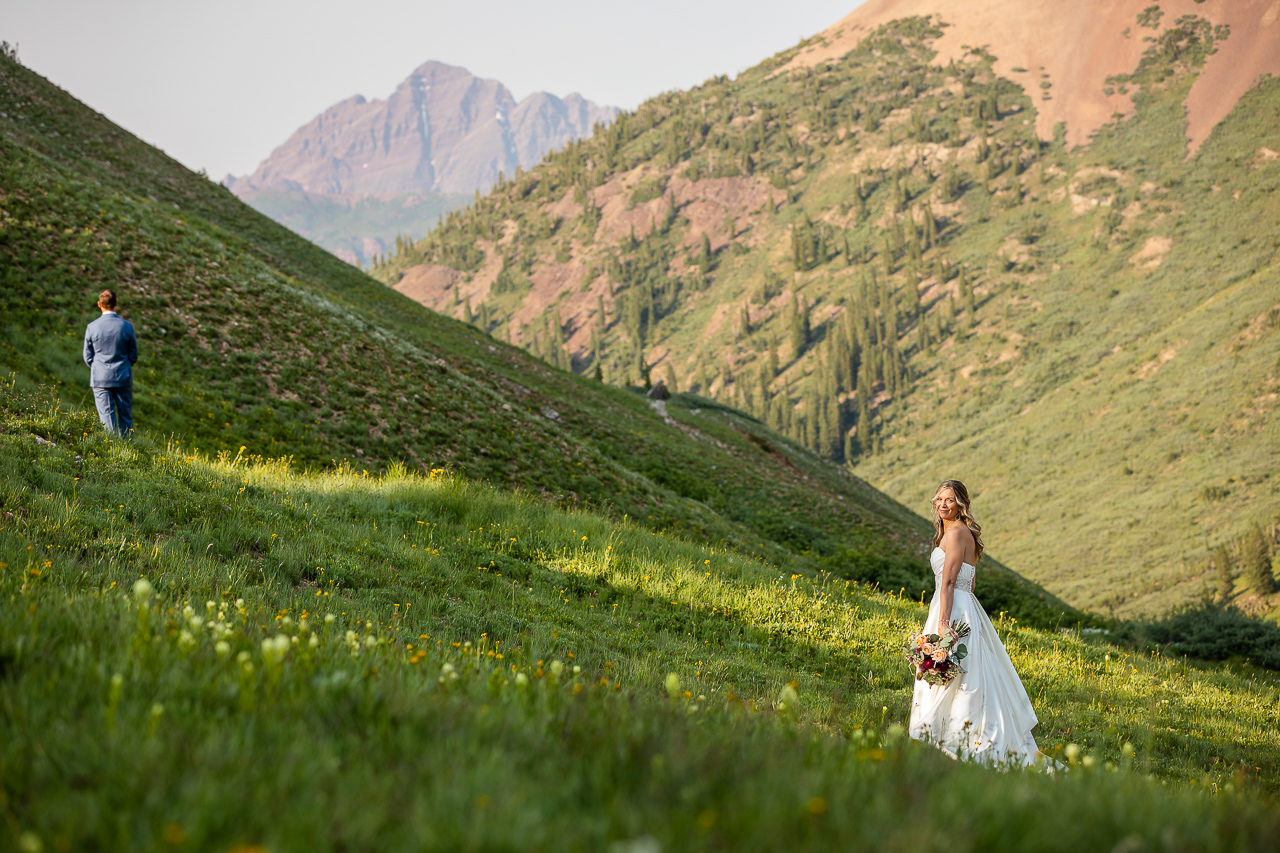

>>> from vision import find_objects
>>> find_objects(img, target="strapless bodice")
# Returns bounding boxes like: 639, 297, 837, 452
930, 546, 976, 592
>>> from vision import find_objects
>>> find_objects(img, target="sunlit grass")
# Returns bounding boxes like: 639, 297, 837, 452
3, 383, 1279, 850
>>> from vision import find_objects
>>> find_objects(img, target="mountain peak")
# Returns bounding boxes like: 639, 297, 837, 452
232, 60, 618, 196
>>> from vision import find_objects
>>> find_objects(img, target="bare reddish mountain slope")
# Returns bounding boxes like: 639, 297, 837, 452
785, 0, 1280, 153
229, 61, 617, 196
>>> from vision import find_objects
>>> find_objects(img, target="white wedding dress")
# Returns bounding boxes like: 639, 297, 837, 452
908, 547, 1043, 766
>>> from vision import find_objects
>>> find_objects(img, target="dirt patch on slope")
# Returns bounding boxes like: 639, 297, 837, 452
394, 264, 460, 311
1183, 0, 1280, 155
668, 174, 786, 251
509, 255, 587, 344
1130, 235, 1172, 270
782, 0, 1278, 154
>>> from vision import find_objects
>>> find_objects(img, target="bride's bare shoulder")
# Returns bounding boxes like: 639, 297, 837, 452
942, 525, 975, 550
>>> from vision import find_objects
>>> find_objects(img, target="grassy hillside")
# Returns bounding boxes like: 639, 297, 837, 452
0, 51, 1077, 625
2, 380, 1279, 851
378, 12, 1280, 616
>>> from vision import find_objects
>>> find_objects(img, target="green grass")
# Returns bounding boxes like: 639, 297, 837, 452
0, 49, 1076, 627
387, 12, 1280, 617
3, 380, 1280, 851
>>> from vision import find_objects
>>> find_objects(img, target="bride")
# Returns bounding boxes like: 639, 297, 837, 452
908, 479, 1044, 765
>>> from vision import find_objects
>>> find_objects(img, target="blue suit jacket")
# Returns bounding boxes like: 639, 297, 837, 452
83, 312, 138, 388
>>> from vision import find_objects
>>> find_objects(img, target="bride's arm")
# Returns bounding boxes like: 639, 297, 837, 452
936, 529, 965, 631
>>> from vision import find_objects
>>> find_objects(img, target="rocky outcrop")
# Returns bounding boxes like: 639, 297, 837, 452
229, 61, 616, 196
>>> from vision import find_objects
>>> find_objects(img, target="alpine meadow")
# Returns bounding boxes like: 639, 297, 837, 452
3, 1, 1280, 850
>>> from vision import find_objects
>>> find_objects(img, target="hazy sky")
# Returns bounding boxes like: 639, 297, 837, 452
3, 0, 867, 179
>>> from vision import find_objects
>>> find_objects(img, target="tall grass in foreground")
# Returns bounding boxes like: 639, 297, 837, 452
2, 381, 1279, 850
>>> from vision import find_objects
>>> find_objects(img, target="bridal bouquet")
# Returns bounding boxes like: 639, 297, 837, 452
904, 623, 970, 686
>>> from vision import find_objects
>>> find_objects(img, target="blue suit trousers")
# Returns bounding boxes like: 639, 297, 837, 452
92, 384, 134, 436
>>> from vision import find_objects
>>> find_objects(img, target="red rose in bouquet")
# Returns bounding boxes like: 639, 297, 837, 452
902, 625, 970, 687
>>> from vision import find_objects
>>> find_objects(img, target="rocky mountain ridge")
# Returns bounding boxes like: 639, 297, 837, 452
227, 60, 618, 197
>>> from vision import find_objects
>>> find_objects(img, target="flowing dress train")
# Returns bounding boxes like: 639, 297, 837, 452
908, 547, 1042, 766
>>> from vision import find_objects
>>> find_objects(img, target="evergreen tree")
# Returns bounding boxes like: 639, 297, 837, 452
816, 393, 834, 456
625, 291, 644, 347
767, 394, 784, 431
768, 337, 780, 379
903, 273, 921, 320
786, 296, 806, 357
664, 364, 678, 394
1216, 543, 1235, 602
694, 362, 709, 395
941, 163, 960, 201
1244, 523, 1276, 594
961, 270, 977, 329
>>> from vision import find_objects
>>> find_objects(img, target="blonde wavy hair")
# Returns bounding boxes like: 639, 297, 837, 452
931, 479, 985, 562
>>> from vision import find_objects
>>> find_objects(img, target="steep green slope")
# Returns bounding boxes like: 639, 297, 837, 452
2, 382, 1278, 851
381, 13, 1280, 616
0, 52, 1074, 623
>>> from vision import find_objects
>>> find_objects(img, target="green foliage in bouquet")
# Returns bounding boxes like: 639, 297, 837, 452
905, 623, 971, 686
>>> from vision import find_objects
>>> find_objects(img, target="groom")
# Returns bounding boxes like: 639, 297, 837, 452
83, 288, 138, 436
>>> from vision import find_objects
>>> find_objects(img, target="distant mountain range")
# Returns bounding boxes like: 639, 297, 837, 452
226, 61, 617, 264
